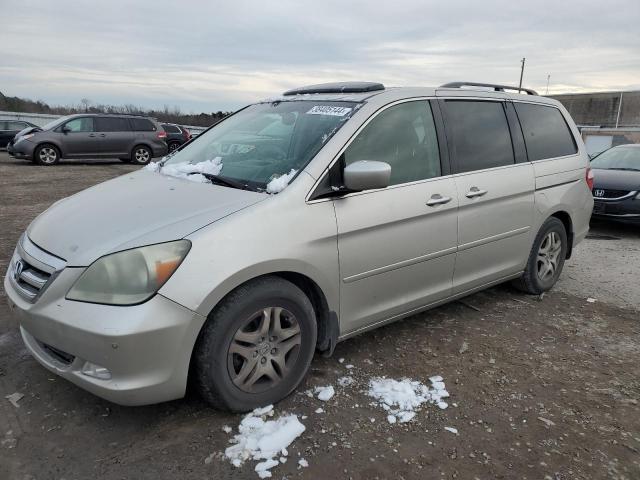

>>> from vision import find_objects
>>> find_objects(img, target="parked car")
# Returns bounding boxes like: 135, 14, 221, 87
4, 81, 593, 411
0, 120, 39, 148
7, 114, 168, 165
590, 144, 640, 223
161, 123, 192, 153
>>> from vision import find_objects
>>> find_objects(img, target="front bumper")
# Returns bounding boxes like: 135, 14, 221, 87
7, 139, 34, 159
592, 193, 640, 224
5, 257, 205, 406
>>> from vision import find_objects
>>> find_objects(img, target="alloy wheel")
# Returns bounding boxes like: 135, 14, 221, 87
135, 148, 150, 163
39, 147, 57, 164
227, 307, 301, 393
536, 231, 562, 281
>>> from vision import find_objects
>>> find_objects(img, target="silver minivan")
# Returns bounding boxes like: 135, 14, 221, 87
4, 82, 594, 411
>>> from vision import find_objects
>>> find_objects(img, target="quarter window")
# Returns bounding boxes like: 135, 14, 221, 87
130, 118, 156, 131
64, 117, 94, 132
8, 121, 27, 130
514, 103, 578, 161
443, 100, 515, 173
95, 117, 131, 132
343, 101, 441, 185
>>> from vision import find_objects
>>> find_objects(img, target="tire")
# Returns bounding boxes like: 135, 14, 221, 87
34, 144, 60, 165
194, 276, 317, 412
514, 217, 568, 295
131, 145, 152, 165
168, 141, 181, 153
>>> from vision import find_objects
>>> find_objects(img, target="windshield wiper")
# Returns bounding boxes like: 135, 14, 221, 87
188, 172, 258, 191
607, 167, 640, 172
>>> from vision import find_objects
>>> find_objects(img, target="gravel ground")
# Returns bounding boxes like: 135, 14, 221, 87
1, 153, 639, 480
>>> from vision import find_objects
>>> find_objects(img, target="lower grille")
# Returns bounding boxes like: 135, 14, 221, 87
40, 342, 76, 366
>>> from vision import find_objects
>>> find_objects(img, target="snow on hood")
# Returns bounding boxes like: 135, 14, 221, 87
27, 168, 265, 266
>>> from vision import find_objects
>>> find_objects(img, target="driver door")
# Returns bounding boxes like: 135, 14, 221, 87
332, 100, 458, 335
60, 117, 98, 157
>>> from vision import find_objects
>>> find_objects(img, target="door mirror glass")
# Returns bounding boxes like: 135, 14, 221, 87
343, 160, 391, 191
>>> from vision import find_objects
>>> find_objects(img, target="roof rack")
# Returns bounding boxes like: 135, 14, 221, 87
283, 81, 385, 96
440, 82, 538, 96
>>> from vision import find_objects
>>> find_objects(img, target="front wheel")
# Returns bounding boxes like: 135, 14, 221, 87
194, 277, 317, 412
515, 217, 568, 294
34, 144, 60, 165
131, 145, 152, 165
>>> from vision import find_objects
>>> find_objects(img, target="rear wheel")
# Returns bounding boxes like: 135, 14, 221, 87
131, 145, 152, 165
168, 141, 181, 153
514, 217, 568, 294
194, 277, 317, 412
34, 144, 60, 165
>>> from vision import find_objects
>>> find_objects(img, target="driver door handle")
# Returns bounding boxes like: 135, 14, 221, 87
465, 187, 488, 198
88, 133, 96, 137
426, 194, 452, 206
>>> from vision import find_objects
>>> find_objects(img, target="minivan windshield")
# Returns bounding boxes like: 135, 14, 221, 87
42, 116, 71, 131
162, 101, 358, 189
591, 146, 640, 171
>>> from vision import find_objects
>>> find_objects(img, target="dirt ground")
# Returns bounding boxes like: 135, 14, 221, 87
0, 153, 639, 480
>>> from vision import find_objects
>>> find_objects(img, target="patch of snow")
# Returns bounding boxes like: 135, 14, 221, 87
298, 458, 309, 468
337, 376, 354, 387
222, 425, 232, 434
345, 364, 355, 370
368, 376, 450, 424
338, 358, 345, 364
315, 408, 324, 414
5, 392, 23, 408
315, 385, 335, 401
224, 405, 305, 479
266, 169, 297, 194
586, 297, 597, 303
444, 427, 458, 435
145, 157, 224, 183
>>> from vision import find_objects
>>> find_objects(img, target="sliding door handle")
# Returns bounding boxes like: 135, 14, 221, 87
426, 194, 452, 206
465, 187, 488, 198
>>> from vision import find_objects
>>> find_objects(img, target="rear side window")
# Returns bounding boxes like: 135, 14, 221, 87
514, 103, 578, 160
344, 101, 441, 185
162, 124, 180, 133
95, 117, 131, 132
130, 118, 156, 131
442, 100, 515, 173
8, 121, 27, 130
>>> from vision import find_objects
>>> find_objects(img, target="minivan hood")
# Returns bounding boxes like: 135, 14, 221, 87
592, 168, 640, 191
27, 169, 266, 266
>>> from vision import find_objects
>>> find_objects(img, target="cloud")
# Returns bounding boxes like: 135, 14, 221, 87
1, 0, 639, 112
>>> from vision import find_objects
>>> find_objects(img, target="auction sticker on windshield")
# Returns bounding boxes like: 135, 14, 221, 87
306, 106, 352, 116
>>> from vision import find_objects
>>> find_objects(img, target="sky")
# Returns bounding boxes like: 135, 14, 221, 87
1, 0, 639, 113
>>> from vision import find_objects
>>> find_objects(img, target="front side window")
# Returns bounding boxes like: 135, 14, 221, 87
443, 100, 515, 173
343, 101, 441, 185
514, 103, 577, 161
64, 117, 94, 132
163, 101, 358, 189
95, 117, 131, 132
590, 146, 640, 171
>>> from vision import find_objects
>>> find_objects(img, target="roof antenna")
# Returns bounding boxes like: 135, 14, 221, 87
518, 58, 526, 93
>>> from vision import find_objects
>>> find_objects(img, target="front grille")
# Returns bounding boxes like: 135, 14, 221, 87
593, 189, 631, 199
9, 235, 66, 303
11, 258, 51, 299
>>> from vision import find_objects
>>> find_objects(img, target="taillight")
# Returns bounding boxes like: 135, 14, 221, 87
586, 167, 594, 190
157, 131, 167, 139
183, 128, 191, 140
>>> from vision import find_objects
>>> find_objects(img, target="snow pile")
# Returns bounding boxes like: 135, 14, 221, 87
224, 405, 305, 478
368, 375, 450, 424
315, 385, 335, 401
266, 169, 297, 194
144, 157, 223, 183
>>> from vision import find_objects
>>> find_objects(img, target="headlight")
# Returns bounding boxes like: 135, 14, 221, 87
67, 240, 191, 305
16, 133, 35, 143
635, 191, 640, 200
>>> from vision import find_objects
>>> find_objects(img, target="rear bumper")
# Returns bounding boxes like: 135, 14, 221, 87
152, 143, 168, 158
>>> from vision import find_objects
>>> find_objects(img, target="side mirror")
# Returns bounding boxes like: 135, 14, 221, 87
62, 126, 71, 134
343, 160, 391, 191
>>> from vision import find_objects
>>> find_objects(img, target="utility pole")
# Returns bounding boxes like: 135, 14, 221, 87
545, 74, 550, 95
615, 91, 623, 129
518, 58, 526, 93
